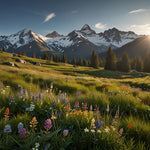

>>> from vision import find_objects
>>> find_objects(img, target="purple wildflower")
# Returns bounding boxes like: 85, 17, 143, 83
96, 120, 101, 128
82, 103, 87, 110
19, 128, 27, 138
39, 93, 41, 99
18, 122, 24, 133
75, 101, 79, 108
63, 130, 69, 136
9, 94, 13, 102
4, 124, 12, 133
32, 96, 35, 100
44, 119, 52, 130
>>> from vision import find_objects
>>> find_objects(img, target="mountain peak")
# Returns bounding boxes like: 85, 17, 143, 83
80, 24, 96, 35
46, 31, 63, 38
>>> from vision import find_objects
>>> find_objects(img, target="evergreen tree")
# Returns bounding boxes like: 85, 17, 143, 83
94, 54, 99, 68
2, 47, 6, 52
132, 56, 143, 72
63, 53, 67, 63
83, 59, 88, 66
116, 57, 122, 71
79, 57, 83, 66
91, 50, 96, 67
44, 53, 48, 60
50, 55, 53, 62
32, 53, 36, 58
22, 51, 26, 56
58, 55, 61, 62
105, 47, 116, 70
72, 56, 76, 65
68, 59, 71, 64
144, 54, 150, 72
120, 53, 131, 72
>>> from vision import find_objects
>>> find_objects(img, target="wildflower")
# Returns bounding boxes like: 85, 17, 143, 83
97, 130, 101, 133
114, 106, 119, 119
84, 128, 89, 132
63, 130, 69, 136
83, 110, 88, 117
91, 129, 95, 133
32, 96, 35, 100
35, 143, 40, 148
90, 118, 96, 128
30, 117, 38, 131
39, 93, 41, 99
118, 128, 123, 137
19, 128, 27, 138
44, 119, 52, 130
105, 126, 110, 133
18, 122, 24, 133
96, 107, 100, 114
74, 101, 79, 108
66, 103, 71, 111
106, 104, 109, 112
96, 120, 101, 128
111, 126, 116, 131
82, 103, 87, 110
4, 124, 12, 133
51, 115, 57, 120
4, 108, 9, 121
90, 105, 92, 111
9, 94, 13, 102
127, 124, 132, 128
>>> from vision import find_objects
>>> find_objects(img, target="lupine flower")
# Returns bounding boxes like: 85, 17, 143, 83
84, 128, 89, 132
66, 103, 71, 111
96, 120, 101, 128
106, 104, 109, 112
9, 94, 13, 102
63, 130, 69, 136
44, 119, 52, 130
127, 124, 132, 128
82, 103, 87, 110
18, 122, 24, 133
32, 96, 35, 100
19, 128, 27, 138
91, 129, 95, 133
118, 128, 123, 136
74, 101, 79, 108
4, 124, 12, 133
39, 93, 41, 99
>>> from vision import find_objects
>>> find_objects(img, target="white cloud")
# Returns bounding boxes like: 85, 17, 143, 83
95, 22, 107, 29
129, 9, 149, 14
129, 24, 150, 35
43, 13, 56, 23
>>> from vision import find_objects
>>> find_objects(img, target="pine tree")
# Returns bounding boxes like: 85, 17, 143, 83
22, 51, 26, 56
58, 55, 61, 62
120, 53, 131, 72
32, 53, 36, 58
63, 53, 67, 63
2, 47, 6, 52
44, 53, 48, 60
94, 54, 99, 68
79, 57, 83, 66
72, 56, 76, 65
132, 56, 143, 72
91, 50, 96, 67
144, 54, 150, 72
83, 59, 88, 66
50, 55, 53, 62
105, 47, 116, 70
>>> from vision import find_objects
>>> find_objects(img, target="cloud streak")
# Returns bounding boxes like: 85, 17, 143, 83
43, 13, 55, 23
95, 22, 107, 29
129, 24, 150, 35
129, 9, 149, 14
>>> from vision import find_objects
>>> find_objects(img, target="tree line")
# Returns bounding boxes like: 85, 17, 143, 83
1, 47, 150, 73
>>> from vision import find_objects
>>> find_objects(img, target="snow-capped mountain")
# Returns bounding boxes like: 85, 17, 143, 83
0, 25, 142, 59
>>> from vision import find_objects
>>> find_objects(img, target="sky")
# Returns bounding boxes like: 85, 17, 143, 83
0, 0, 150, 36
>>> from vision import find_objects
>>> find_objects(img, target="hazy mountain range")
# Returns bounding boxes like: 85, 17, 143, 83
0, 24, 150, 59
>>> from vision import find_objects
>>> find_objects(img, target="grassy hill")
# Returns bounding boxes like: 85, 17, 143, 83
0, 51, 150, 149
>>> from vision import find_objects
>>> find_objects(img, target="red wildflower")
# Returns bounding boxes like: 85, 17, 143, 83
127, 124, 132, 128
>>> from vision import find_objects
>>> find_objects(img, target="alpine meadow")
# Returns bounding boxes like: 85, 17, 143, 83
0, 0, 150, 150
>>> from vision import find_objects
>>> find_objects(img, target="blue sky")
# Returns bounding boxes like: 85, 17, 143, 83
0, 0, 150, 36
